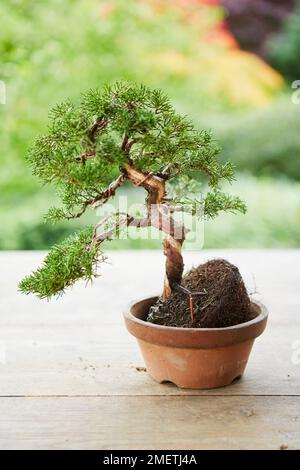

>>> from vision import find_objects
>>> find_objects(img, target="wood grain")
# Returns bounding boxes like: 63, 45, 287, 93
0, 250, 299, 449
0, 396, 299, 450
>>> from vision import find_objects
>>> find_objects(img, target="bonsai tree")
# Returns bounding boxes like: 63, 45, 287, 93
19, 82, 247, 325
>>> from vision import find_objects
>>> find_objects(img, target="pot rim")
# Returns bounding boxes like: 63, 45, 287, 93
123, 296, 268, 348
125, 295, 268, 333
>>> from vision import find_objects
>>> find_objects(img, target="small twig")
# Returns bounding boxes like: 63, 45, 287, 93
121, 134, 129, 151
157, 163, 179, 180
87, 118, 108, 143
66, 174, 126, 219
94, 213, 150, 243
189, 294, 194, 322
175, 283, 206, 322
125, 138, 139, 152
75, 150, 96, 163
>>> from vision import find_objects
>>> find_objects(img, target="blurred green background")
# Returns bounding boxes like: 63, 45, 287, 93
1, 0, 300, 250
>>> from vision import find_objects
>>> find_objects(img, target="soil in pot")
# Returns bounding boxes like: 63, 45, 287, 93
147, 259, 256, 328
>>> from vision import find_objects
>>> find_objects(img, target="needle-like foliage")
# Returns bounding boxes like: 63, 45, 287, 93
27, 82, 236, 217
19, 81, 246, 299
19, 227, 104, 299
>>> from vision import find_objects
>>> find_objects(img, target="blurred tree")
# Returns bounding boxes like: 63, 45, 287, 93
0, 0, 293, 250
267, 1, 300, 80
0, 0, 283, 195
215, 99, 300, 180
220, 0, 295, 58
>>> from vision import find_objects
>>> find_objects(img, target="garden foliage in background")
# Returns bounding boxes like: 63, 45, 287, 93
267, 0, 300, 81
0, 0, 299, 249
221, 0, 295, 58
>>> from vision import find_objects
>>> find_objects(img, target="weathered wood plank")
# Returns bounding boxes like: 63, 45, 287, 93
0, 396, 299, 450
0, 250, 299, 396
0, 326, 298, 396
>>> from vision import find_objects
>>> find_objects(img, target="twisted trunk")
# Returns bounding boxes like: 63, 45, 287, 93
123, 163, 186, 299
162, 237, 184, 300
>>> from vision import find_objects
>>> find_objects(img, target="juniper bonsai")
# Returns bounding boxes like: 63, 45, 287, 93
19, 82, 248, 325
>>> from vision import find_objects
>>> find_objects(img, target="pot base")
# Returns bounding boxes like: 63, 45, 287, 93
137, 338, 254, 389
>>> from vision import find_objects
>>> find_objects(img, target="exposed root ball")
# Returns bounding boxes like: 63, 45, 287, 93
147, 259, 255, 328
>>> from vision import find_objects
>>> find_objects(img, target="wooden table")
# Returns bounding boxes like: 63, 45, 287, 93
0, 250, 299, 450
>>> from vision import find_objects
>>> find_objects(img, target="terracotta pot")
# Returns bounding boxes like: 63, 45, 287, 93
123, 296, 268, 389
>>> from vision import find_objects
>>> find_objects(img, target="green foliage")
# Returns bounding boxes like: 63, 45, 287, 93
20, 81, 245, 297
28, 92, 122, 215
0, 0, 231, 203
167, 176, 245, 218
2, 0, 297, 256
44, 207, 69, 224
19, 227, 104, 299
267, 2, 300, 81
29, 81, 237, 221
203, 190, 246, 219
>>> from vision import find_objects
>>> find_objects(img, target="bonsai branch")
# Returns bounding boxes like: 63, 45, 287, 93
93, 173, 127, 207
21, 82, 246, 306
94, 208, 187, 244
95, 213, 150, 242
94, 198, 188, 299
122, 163, 188, 298
123, 163, 165, 206
87, 118, 108, 143
68, 174, 126, 219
